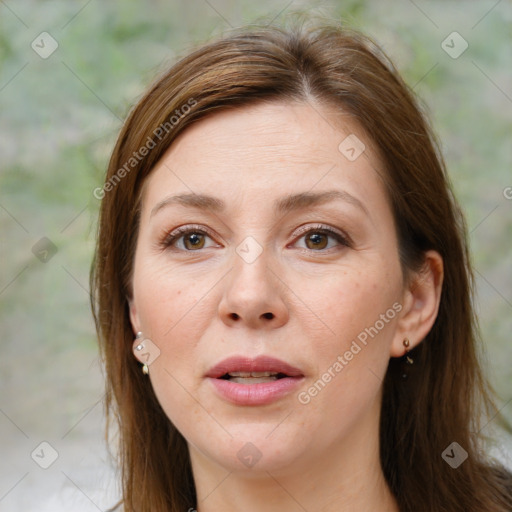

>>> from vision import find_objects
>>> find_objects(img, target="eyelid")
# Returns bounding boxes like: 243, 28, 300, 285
167, 224, 216, 238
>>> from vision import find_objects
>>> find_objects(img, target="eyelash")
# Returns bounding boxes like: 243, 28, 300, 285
160, 223, 351, 253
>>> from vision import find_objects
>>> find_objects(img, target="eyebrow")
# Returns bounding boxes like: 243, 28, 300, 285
150, 189, 368, 218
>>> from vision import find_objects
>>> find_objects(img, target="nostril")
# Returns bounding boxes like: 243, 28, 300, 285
230, 313, 240, 320
262, 312, 274, 319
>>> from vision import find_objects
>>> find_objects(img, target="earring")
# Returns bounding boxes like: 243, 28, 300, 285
401, 337, 414, 379
134, 332, 149, 375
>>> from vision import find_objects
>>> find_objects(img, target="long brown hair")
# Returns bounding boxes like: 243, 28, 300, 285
90, 20, 512, 512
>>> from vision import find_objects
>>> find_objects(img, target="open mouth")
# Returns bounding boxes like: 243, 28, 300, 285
219, 371, 290, 384
206, 355, 305, 405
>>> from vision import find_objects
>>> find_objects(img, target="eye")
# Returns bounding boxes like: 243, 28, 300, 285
161, 225, 219, 251
292, 224, 351, 252
160, 224, 350, 253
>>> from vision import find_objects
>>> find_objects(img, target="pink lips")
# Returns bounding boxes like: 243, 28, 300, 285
205, 355, 305, 406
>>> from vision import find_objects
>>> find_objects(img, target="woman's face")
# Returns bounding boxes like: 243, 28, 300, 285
129, 101, 406, 474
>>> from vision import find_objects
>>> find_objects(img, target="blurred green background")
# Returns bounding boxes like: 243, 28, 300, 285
1, 0, 511, 509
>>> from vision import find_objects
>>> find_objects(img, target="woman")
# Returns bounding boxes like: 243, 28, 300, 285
90, 20, 512, 512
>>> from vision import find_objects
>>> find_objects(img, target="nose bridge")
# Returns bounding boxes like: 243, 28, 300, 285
218, 238, 288, 328
229, 241, 275, 304
232, 242, 271, 293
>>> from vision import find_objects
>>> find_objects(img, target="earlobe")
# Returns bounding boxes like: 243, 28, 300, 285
390, 250, 444, 357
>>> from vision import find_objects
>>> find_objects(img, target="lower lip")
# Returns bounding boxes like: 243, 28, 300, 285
207, 376, 304, 406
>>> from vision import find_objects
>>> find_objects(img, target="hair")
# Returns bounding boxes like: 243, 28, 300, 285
90, 19, 512, 512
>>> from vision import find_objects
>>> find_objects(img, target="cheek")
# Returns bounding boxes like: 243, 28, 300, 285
299, 268, 400, 413
133, 264, 214, 437
131, 261, 208, 414
133, 255, 210, 339
132, 257, 216, 383
313, 267, 400, 348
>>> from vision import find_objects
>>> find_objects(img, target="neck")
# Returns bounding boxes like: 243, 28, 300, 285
189, 396, 399, 512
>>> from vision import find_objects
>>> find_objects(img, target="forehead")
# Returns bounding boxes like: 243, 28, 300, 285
141, 100, 386, 214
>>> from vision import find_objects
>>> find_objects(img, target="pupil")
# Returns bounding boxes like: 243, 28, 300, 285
187, 233, 203, 248
307, 232, 327, 250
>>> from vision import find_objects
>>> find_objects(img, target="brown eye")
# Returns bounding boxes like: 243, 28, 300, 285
162, 226, 218, 252
293, 226, 350, 252
183, 232, 205, 250
305, 232, 328, 250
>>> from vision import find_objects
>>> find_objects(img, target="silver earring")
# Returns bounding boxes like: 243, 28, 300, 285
134, 332, 149, 375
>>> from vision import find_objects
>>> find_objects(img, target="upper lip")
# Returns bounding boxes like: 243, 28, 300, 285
206, 355, 304, 379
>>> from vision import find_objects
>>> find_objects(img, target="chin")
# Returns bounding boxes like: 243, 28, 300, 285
188, 423, 314, 475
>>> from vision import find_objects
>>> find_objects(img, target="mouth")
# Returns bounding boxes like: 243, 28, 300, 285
206, 355, 305, 406
218, 371, 290, 384
206, 354, 304, 380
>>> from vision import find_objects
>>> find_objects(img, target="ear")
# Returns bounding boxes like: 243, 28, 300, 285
128, 297, 149, 364
128, 296, 142, 337
390, 250, 444, 357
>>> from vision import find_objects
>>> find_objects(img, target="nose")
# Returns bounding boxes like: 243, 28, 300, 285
218, 249, 289, 330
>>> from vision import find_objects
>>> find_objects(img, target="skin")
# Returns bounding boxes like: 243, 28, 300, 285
129, 100, 443, 512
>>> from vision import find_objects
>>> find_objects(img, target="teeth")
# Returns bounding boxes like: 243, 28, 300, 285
228, 371, 279, 378
230, 376, 278, 384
